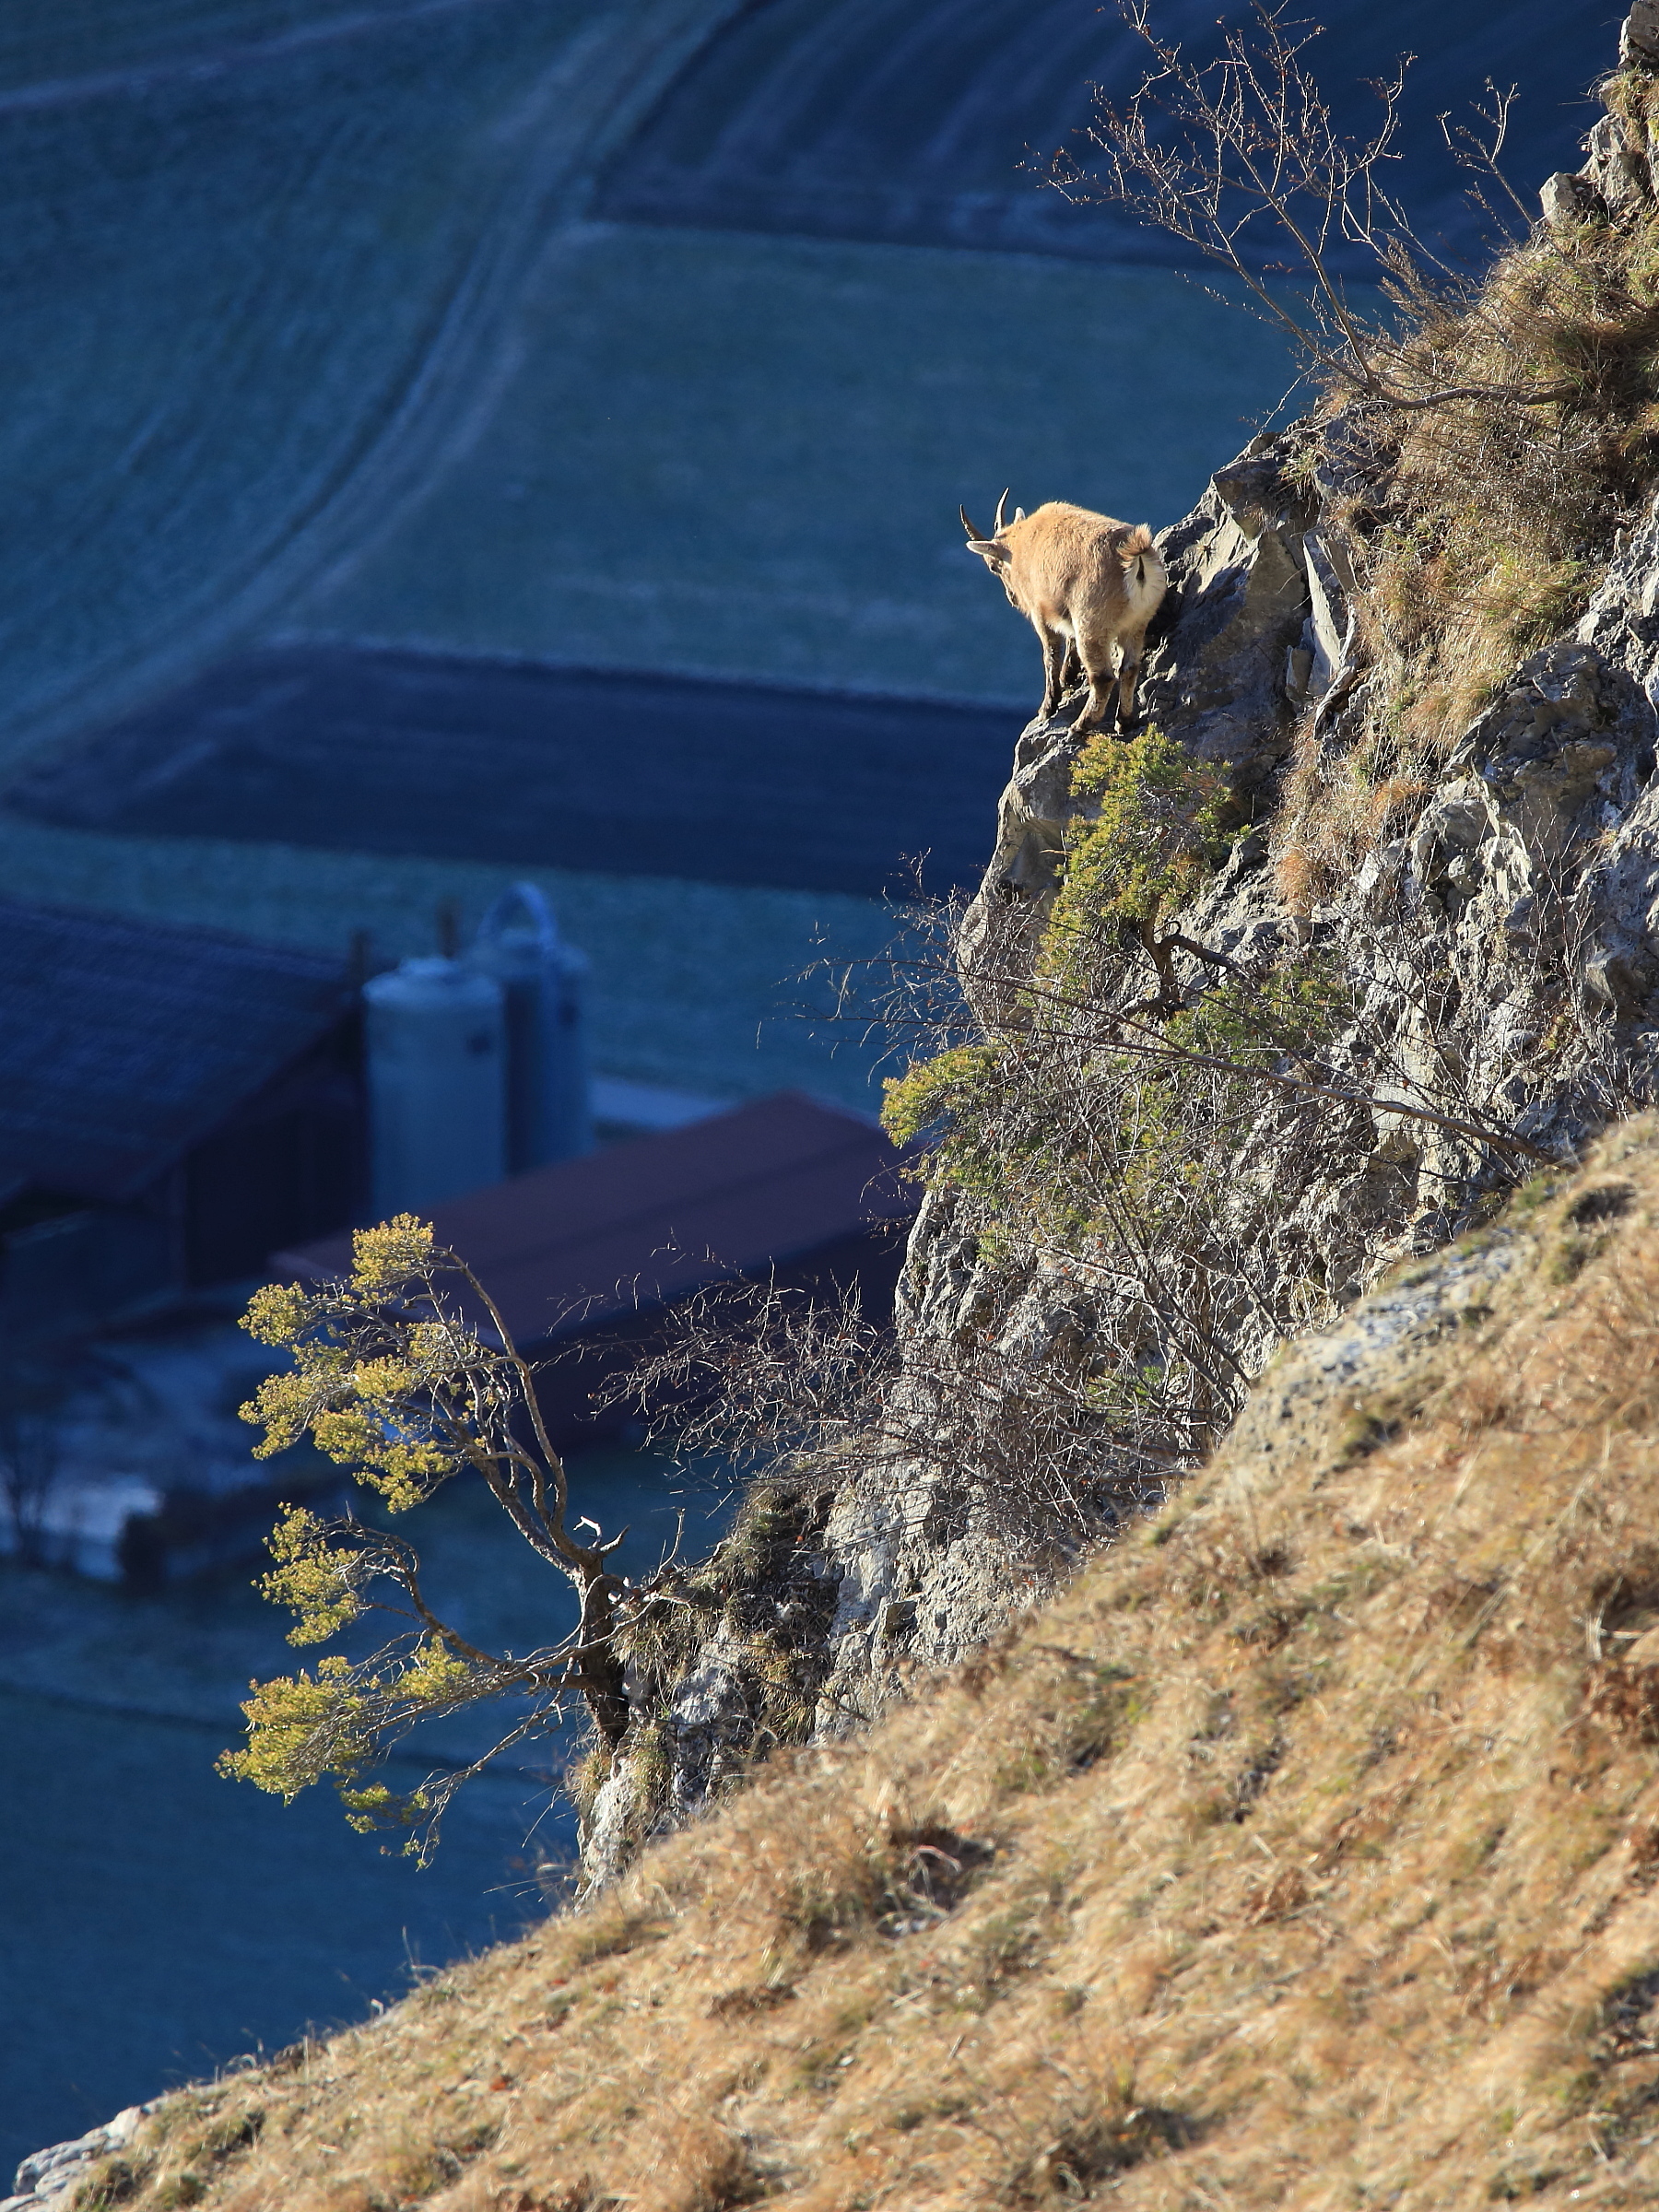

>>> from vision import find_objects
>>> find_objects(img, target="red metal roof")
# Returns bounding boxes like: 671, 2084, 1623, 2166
273, 1090, 914, 1347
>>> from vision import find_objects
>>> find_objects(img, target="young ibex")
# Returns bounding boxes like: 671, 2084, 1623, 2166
960, 491, 1168, 733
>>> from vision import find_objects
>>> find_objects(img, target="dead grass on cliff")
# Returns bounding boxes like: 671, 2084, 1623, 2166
1277, 72, 1659, 897
81, 1122, 1659, 2212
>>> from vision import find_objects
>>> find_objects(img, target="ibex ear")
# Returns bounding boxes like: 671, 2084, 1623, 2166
965, 539, 1011, 564
1014, 507, 1026, 523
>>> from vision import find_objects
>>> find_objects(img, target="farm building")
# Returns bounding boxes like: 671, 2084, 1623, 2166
0, 899, 364, 1336
276, 1089, 917, 1448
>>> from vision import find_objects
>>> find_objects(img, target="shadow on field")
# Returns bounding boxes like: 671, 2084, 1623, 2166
6, 646, 1020, 899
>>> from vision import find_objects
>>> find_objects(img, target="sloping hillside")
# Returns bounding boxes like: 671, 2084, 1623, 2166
65, 1123, 1659, 2211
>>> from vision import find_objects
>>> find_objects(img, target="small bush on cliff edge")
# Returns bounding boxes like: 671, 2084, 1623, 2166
1041, 724, 1233, 976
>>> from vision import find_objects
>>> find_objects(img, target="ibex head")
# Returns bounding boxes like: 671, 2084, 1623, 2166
961, 490, 1028, 610
959, 488, 1026, 569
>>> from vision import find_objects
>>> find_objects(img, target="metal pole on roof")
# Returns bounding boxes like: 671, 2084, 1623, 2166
469, 885, 593, 1171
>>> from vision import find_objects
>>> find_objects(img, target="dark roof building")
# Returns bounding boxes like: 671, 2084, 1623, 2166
0, 900, 363, 1325
0, 900, 356, 1202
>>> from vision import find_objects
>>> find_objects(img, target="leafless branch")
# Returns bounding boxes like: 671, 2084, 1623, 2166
1050, 3, 1569, 412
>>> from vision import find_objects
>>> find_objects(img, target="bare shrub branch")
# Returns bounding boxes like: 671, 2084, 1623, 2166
601, 1269, 1170, 1559
1051, 1, 1568, 411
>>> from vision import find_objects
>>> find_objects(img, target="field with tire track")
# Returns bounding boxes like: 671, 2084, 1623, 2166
0, 0, 735, 771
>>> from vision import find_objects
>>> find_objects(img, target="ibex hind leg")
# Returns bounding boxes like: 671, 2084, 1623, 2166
1115, 653, 1142, 732
1114, 626, 1153, 731
1074, 632, 1123, 735
1037, 625, 1070, 719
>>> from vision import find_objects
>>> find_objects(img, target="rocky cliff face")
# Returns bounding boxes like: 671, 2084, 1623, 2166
580, 33, 1659, 1885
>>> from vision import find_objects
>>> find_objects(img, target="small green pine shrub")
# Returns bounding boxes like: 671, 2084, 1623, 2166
1044, 724, 1233, 973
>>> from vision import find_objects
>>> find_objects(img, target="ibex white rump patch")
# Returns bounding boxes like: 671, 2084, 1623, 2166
960, 491, 1168, 734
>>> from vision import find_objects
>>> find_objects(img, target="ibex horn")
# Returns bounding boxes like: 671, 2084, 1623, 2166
994, 487, 1012, 534
959, 504, 986, 541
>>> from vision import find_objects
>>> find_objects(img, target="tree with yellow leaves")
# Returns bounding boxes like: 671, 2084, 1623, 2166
220, 1216, 632, 1858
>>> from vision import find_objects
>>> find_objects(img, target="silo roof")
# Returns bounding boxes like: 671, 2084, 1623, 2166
0, 899, 351, 1203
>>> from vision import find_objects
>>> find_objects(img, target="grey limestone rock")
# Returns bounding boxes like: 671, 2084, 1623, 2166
1541, 171, 1605, 228
4, 2105, 158, 2212
1138, 433, 1313, 791
1624, 0, 1659, 65
1583, 112, 1650, 218
1222, 1234, 1524, 1485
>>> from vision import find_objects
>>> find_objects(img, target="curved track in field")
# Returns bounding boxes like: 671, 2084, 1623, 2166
0, 0, 745, 771
3, 0, 1618, 775
598, 0, 1617, 267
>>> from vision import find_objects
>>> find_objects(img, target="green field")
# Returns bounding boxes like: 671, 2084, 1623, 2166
287, 224, 1300, 701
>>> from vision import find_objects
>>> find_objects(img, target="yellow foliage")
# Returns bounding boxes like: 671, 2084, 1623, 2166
219, 1633, 488, 1809
348, 1355, 420, 1403
336, 1780, 429, 1835
397, 1636, 485, 1706
239, 1280, 310, 1348
217, 1656, 371, 1800
222, 1214, 585, 1848
237, 1299, 465, 1506
257, 1505, 363, 1646
349, 1213, 437, 1292
238, 1347, 351, 1459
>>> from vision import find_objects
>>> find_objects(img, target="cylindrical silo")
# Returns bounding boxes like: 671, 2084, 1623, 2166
469, 885, 592, 1170
362, 958, 506, 1217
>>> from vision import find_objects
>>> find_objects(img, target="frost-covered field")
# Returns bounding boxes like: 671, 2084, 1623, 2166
0, 0, 1300, 1101
0, 0, 1299, 778
288, 223, 1299, 700
0, 0, 724, 770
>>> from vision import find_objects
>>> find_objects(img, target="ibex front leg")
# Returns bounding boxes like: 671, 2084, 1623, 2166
1038, 624, 1069, 719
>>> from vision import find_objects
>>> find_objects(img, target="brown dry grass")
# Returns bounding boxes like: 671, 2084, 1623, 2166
83, 1122, 1659, 2212
1277, 71, 1659, 895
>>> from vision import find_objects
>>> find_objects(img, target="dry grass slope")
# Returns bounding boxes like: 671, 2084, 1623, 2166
81, 1123, 1659, 2211
1277, 56, 1659, 896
